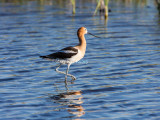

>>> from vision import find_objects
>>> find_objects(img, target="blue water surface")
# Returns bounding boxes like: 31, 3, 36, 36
0, 0, 160, 120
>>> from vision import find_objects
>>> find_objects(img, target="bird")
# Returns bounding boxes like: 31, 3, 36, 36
40, 27, 99, 80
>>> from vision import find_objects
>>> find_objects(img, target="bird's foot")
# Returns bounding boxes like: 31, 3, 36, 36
65, 74, 76, 81
71, 76, 76, 80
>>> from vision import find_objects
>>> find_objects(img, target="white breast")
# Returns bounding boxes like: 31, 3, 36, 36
69, 49, 84, 64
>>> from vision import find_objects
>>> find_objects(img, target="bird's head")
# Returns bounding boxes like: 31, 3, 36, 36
77, 27, 100, 38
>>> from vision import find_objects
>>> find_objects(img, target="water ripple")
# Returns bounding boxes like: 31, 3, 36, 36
0, 0, 160, 120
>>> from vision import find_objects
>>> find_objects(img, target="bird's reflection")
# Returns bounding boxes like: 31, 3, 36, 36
50, 82, 85, 117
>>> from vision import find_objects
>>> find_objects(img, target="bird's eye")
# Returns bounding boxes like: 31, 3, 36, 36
85, 28, 87, 31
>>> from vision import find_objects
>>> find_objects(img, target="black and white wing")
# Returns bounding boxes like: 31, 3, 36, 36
40, 47, 78, 60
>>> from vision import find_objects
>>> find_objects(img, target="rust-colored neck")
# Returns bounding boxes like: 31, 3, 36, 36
76, 32, 86, 54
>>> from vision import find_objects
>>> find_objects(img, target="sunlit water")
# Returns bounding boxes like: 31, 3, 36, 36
0, 0, 160, 120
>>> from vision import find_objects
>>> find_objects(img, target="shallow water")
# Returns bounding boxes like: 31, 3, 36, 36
0, 0, 160, 120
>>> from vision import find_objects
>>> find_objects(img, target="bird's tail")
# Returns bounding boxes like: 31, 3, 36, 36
40, 56, 47, 59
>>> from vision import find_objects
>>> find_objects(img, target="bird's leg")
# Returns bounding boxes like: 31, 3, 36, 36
56, 63, 61, 72
56, 64, 76, 80
65, 64, 70, 80
56, 63, 66, 74
66, 64, 76, 80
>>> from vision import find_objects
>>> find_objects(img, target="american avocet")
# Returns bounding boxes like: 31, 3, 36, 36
40, 27, 99, 80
